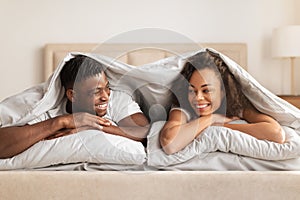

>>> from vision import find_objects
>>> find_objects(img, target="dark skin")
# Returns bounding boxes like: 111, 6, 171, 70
0, 72, 149, 159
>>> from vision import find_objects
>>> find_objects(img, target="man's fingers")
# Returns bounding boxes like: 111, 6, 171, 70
97, 118, 111, 126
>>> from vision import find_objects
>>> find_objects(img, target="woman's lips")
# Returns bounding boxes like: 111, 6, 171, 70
196, 104, 209, 109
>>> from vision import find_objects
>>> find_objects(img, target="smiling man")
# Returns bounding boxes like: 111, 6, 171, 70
0, 55, 149, 159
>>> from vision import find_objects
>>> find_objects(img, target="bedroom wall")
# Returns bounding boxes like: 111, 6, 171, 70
0, 0, 299, 101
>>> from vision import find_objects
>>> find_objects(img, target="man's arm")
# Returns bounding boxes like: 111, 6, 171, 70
0, 112, 109, 159
101, 113, 149, 142
0, 117, 64, 159
102, 90, 150, 142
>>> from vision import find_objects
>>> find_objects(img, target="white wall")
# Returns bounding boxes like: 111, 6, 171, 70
0, 0, 299, 101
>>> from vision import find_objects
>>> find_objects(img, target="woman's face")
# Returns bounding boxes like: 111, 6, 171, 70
188, 68, 224, 116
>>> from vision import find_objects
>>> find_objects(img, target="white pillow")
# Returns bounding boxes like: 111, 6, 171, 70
147, 121, 300, 167
0, 130, 146, 170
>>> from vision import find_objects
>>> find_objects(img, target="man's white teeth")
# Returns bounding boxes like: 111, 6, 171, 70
98, 104, 107, 109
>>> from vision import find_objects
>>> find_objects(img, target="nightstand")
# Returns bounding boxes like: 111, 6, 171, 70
277, 95, 300, 109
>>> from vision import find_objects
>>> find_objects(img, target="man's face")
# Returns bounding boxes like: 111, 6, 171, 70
72, 72, 110, 117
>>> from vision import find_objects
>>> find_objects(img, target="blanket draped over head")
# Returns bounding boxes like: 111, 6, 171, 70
1, 48, 300, 169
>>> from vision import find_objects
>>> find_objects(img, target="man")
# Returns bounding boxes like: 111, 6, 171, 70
0, 55, 149, 159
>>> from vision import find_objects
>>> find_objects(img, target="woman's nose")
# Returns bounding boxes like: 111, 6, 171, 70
196, 92, 205, 100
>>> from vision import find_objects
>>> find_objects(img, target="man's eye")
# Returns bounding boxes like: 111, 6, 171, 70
95, 89, 102, 94
88, 90, 100, 96
88, 92, 95, 97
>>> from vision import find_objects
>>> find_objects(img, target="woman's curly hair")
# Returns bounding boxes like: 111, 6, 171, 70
171, 50, 251, 118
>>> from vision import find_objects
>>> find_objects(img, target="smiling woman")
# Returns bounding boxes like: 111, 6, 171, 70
159, 50, 285, 155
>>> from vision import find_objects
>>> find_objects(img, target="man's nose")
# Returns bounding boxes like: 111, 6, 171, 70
100, 90, 109, 100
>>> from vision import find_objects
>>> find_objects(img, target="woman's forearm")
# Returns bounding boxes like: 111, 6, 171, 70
224, 122, 285, 143
160, 116, 212, 154
228, 108, 286, 144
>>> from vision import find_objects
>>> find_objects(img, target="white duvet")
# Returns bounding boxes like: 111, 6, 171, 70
0, 48, 300, 170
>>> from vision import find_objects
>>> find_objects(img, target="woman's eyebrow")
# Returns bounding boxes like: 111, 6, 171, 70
189, 83, 212, 89
201, 84, 211, 88
189, 84, 195, 88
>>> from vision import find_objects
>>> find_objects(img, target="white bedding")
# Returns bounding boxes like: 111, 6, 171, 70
0, 130, 146, 170
147, 121, 300, 170
0, 48, 300, 170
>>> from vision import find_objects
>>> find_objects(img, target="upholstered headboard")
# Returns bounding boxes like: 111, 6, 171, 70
43, 43, 247, 81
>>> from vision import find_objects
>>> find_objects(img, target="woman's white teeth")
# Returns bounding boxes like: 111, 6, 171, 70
196, 104, 208, 108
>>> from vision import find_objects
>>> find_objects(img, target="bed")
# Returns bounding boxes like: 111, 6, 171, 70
1, 42, 300, 199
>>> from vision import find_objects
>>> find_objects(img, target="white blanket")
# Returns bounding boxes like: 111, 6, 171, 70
0, 48, 300, 170
146, 49, 300, 167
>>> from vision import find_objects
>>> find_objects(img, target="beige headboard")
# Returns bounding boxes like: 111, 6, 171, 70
43, 43, 247, 81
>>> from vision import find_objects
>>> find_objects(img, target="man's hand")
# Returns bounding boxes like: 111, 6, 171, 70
62, 112, 111, 130
45, 126, 92, 140
47, 112, 113, 139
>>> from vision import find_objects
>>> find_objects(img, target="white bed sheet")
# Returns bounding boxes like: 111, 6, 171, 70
152, 152, 300, 171
23, 152, 300, 171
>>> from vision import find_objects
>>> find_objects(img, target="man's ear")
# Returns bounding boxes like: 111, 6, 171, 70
66, 89, 75, 102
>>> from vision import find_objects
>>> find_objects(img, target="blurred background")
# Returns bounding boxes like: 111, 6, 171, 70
0, 0, 299, 101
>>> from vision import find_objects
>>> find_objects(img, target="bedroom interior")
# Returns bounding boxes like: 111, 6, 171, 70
1, 0, 300, 199
0, 42, 300, 199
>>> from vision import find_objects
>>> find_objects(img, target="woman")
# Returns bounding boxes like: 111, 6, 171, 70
160, 50, 285, 155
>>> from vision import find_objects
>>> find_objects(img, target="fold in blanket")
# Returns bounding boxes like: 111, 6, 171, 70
1, 48, 300, 164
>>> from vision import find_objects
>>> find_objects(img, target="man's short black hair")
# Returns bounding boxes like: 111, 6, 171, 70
60, 55, 106, 89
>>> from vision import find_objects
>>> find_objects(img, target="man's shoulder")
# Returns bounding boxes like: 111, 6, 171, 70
110, 89, 135, 100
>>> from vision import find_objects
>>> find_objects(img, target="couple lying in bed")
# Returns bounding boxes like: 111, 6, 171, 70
0, 51, 285, 159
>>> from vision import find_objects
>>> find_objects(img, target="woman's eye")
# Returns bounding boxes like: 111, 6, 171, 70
203, 88, 214, 93
188, 89, 196, 94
